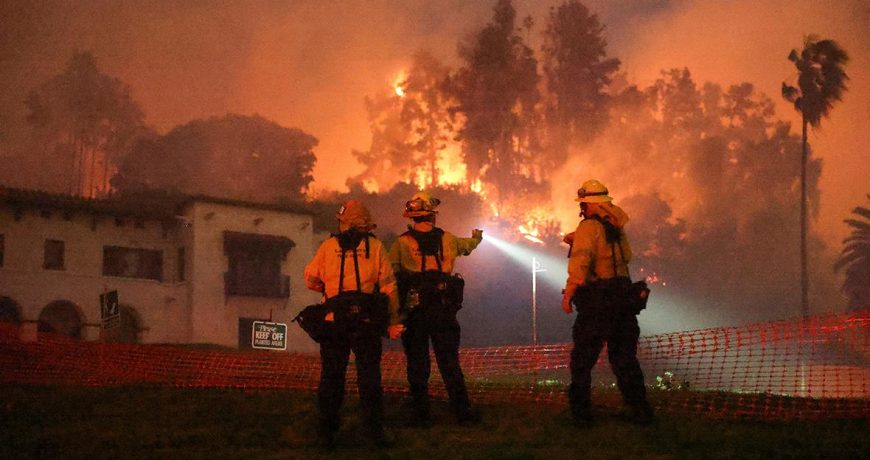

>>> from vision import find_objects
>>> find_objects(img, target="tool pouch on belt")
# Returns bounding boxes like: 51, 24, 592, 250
398, 271, 464, 317
574, 277, 648, 316
293, 303, 333, 343
293, 292, 388, 343
325, 291, 389, 336
626, 280, 650, 314
571, 283, 604, 315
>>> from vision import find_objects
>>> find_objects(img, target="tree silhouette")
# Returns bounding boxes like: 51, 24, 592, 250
541, 0, 620, 164
450, 0, 540, 206
349, 51, 457, 192
25, 52, 149, 197
114, 114, 316, 202
782, 36, 849, 317
834, 195, 870, 311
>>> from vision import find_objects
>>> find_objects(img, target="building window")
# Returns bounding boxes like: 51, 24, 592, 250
103, 246, 163, 281
224, 232, 294, 298
44, 239, 65, 270
177, 247, 186, 282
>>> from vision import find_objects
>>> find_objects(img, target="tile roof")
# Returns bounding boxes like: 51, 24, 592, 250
0, 186, 314, 221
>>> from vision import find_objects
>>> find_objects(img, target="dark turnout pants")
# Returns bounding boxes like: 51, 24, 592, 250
318, 330, 384, 436
568, 297, 649, 417
402, 307, 472, 419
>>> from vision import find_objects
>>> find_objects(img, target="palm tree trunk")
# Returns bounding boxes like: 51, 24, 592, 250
800, 116, 809, 318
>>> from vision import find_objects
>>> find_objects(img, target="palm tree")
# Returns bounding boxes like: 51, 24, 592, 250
782, 36, 849, 317
834, 196, 870, 311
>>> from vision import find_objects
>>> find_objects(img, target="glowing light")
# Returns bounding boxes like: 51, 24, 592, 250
470, 179, 483, 194
481, 232, 567, 290
392, 70, 407, 98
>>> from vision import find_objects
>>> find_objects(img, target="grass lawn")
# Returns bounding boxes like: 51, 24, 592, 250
1, 384, 867, 459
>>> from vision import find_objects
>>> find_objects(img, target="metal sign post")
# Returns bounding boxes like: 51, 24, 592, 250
531, 257, 546, 385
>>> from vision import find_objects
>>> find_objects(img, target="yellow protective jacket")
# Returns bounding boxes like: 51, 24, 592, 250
304, 235, 401, 325
389, 227, 481, 275
566, 210, 632, 287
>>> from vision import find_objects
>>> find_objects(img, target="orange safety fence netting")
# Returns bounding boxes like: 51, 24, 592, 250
0, 309, 867, 420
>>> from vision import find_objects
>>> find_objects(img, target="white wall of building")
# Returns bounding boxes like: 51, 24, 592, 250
183, 201, 319, 352
0, 207, 187, 342
0, 196, 322, 353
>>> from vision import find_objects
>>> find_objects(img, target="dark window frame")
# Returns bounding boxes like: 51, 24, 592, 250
43, 239, 65, 270
102, 246, 164, 282
223, 232, 293, 298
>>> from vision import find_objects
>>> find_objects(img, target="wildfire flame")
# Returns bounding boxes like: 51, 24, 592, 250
392, 70, 406, 98
382, 70, 566, 245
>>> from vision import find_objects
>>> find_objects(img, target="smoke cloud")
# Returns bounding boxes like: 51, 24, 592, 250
0, 0, 866, 241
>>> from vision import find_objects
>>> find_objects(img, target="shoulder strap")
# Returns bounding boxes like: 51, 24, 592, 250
615, 241, 631, 281
584, 216, 630, 280
408, 228, 444, 272
336, 236, 367, 293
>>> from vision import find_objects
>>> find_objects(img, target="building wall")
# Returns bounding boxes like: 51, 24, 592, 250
0, 206, 188, 343
0, 199, 321, 353
183, 201, 320, 352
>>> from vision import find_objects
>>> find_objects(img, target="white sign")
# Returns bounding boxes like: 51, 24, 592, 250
251, 321, 288, 350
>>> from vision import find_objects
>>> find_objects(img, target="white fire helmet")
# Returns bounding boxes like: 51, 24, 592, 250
575, 179, 613, 203
403, 191, 441, 218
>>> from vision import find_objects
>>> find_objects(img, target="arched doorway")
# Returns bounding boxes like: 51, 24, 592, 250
0, 296, 21, 323
38, 301, 83, 339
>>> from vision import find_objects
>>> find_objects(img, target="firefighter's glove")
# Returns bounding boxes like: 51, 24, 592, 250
388, 324, 405, 339
561, 293, 573, 314
472, 229, 483, 240
306, 277, 325, 293
561, 284, 577, 314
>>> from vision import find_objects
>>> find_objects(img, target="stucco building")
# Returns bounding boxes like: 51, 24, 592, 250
0, 187, 324, 352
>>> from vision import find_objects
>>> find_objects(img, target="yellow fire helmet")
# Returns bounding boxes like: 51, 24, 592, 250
337, 199, 376, 230
575, 179, 613, 203
403, 190, 441, 218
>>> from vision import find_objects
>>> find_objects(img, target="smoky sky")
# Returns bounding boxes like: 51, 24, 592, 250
1, 0, 867, 243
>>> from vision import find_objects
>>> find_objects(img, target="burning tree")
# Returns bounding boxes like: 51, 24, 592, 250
344, 1, 842, 321
349, 51, 461, 192
449, 0, 541, 207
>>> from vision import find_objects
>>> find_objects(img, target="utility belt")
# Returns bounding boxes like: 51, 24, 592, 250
571, 276, 648, 316
397, 270, 465, 316
294, 291, 389, 343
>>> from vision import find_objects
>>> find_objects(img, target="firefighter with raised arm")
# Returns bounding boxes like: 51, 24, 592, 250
303, 199, 403, 449
562, 179, 654, 426
389, 191, 483, 426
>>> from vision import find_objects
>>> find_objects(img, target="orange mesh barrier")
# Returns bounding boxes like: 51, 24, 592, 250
1, 309, 867, 420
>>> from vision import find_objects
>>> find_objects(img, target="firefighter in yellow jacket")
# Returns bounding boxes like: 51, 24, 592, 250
389, 191, 483, 426
304, 199, 403, 449
561, 179, 654, 425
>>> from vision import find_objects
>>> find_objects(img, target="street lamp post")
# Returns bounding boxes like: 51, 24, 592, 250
532, 257, 547, 346
532, 257, 546, 384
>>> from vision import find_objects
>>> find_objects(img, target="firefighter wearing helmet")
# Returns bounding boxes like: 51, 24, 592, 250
303, 199, 403, 449
562, 180, 654, 426
389, 190, 484, 426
